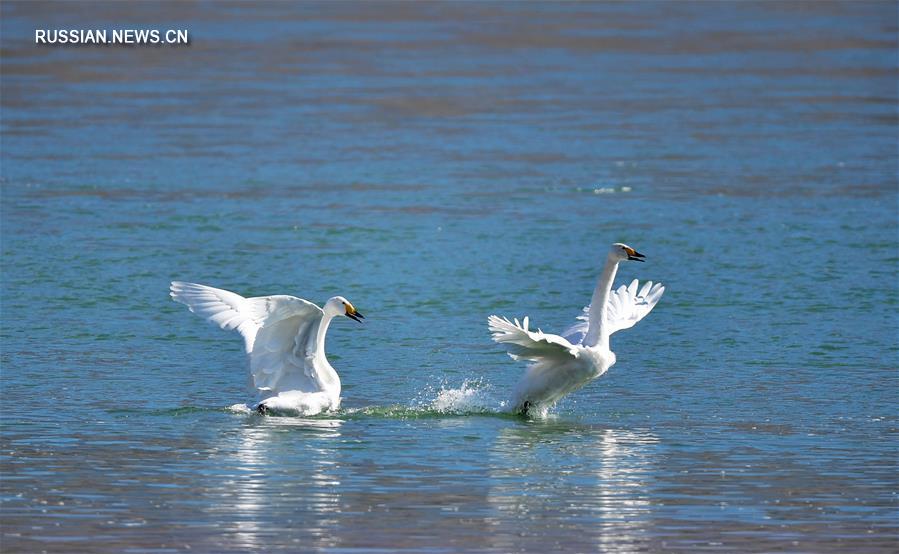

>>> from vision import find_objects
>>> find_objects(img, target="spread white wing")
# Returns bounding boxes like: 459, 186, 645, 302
170, 281, 261, 352
562, 279, 665, 344
170, 282, 325, 395
487, 315, 578, 363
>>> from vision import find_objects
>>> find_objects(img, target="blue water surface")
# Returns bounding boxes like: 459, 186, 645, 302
1, 2, 897, 552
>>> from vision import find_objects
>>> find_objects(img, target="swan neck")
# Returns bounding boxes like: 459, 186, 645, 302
314, 312, 341, 399
316, 313, 335, 354
584, 254, 619, 349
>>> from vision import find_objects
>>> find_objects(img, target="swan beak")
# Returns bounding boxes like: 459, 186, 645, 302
346, 307, 365, 323
624, 246, 645, 262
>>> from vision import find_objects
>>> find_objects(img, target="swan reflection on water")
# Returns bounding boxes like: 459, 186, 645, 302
487, 422, 658, 552
203, 412, 658, 552
209, 416, 344, 552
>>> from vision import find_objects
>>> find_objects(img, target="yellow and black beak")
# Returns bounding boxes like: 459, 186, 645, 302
345, 304, 365, 323
624, 246, 645, 262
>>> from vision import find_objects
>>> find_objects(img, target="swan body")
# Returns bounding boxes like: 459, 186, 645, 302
488, 243, 664, 416
170, 282, 363, 415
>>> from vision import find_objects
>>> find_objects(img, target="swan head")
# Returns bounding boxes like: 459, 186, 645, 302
324, 296, 364, 322
611, 242, 645, 262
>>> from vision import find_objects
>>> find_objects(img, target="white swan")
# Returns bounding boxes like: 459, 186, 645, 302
488, 243, 664, 416
170, 281, 364, 415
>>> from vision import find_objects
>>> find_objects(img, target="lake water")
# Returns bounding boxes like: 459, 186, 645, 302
1, 2, 897, 552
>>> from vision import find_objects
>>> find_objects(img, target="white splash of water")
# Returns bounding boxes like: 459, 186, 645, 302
427, 378, 505, 414
229, 403, 252, 414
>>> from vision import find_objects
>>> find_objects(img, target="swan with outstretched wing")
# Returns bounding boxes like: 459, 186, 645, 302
170, 282, 364, 415
488, 243, 664, 416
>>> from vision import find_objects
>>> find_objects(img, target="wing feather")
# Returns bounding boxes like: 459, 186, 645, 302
604, 279, 665, 335
171, 282, 326, 396
487, 315, 578, 363
561, 278, 665, 344
170, 281, 262, 352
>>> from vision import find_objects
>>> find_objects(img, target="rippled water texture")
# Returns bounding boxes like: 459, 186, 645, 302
2, 2, 897, 552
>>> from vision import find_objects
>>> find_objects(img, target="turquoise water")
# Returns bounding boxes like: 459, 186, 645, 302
2, 2, 897, 552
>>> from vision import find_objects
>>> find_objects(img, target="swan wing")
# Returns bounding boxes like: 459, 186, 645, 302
170, 281, 263, 352
605, 279, 665, 335
170, 282, 325, 394
561, 279, 665, 343
487, 315, 578, 362
248, 296, 325, 395
560, 313, 589, 345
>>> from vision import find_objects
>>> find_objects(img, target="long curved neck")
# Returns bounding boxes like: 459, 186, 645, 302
583, 254, 620, 349
313, 313, 341, 396
316, 313, 335, 356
